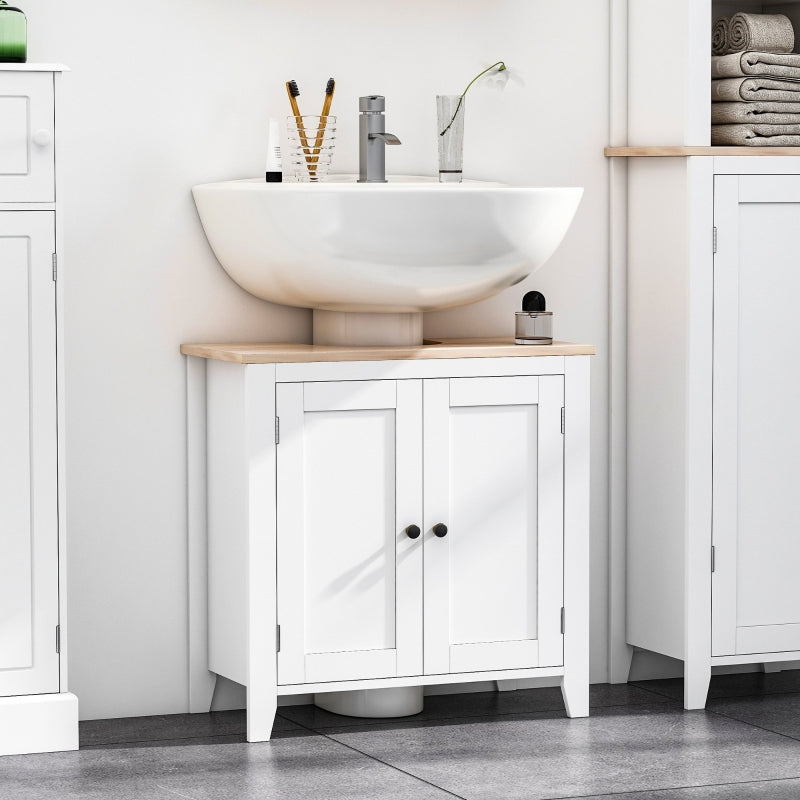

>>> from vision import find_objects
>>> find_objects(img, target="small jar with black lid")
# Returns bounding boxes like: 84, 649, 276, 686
0, 1, 26, 63
515, 291, 553, 345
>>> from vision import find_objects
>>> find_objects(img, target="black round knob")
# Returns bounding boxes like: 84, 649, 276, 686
433, 523, 448, 538
405, 524, 421, 539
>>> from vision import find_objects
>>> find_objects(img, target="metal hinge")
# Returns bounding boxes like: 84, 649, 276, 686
713, 227, 718, 254
560, 607, 565, 635
55, 624, 60, 654
711, 545, 716, 574
560, 407, 565, 435
275, 417, 280, 445
52, 253, 57, 281
276, 624, 281, 653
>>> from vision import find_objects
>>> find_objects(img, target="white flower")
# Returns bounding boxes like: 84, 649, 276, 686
440, 61, 511, 135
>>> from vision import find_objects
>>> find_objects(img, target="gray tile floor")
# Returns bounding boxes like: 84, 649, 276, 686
4, 674, 800, 799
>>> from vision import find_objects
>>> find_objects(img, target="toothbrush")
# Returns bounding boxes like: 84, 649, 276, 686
311, 78, 336, 164
285, 80, 312, 163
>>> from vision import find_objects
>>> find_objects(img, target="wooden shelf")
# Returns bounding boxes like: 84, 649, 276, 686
181, 338, 596, 364
605, 146, 800, 157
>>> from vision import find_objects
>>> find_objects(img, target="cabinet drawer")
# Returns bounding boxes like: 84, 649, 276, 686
0, 72, 55, 203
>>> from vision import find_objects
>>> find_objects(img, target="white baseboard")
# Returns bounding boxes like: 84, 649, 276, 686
0, 693, 79, 756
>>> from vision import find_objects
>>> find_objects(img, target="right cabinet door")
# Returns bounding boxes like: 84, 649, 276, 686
423, 375, 564, 674
713, 174, 800, 657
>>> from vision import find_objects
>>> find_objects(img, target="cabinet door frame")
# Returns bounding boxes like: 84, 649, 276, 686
423, 375, 565, 675
0, 210, 60, 696
276, 379, 423, 685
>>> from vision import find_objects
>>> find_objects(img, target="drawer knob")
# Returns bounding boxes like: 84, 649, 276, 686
32, 129, 52, 147
433, 523, 448, 538
404, 524, 421, 539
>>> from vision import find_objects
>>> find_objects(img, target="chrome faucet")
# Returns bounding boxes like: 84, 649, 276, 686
358, 95, 401, 183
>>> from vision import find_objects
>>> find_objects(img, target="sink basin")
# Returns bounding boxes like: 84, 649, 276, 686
192, 176, 583, 314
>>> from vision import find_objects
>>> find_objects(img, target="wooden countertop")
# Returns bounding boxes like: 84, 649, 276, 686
605, 146, 800, 157
180, 338, 596, 364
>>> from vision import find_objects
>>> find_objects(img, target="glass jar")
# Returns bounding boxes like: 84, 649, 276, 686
0, 1, 26, 63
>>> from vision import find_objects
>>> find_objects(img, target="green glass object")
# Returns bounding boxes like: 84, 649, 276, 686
0, 1, 26, 63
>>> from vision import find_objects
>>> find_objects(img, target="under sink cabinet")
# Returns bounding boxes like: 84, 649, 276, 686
182, 341, 593, 741
621, 154, 800, 709
0, 65, 78, 755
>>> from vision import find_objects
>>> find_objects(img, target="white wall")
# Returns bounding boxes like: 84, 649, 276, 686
27, 0, 611, 720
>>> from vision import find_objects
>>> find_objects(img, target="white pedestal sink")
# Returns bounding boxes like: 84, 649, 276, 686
192, 176, 583, 346
192, 174, 583, 717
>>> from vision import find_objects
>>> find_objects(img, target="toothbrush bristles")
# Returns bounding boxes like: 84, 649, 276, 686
326, 78, 335, 95
288, 79, 300, 97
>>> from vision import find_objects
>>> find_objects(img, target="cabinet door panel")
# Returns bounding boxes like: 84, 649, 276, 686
277, 380, 422, 685
0, 73, 55, 203
423, 375, 564, 675
713, 174, 800, 656
0, 211, 59, 696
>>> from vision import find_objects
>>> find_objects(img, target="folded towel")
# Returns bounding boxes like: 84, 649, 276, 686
712, 101, 800, 125
712, 77, 800, 103
712, 124, 800, 146
712, 17, 730, 56
727, 13, 794, 54
713, 51, 800, 80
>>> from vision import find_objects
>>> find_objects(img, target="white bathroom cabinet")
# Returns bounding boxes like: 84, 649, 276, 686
0, 66, 78, 756
617, 152, 800, 709
183, 341, 592, 741
609, 0, 800, 709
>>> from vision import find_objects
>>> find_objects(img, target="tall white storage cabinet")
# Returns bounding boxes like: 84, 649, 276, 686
609, 0, 800, 710
0, 65, 78, 756
183, 341, 592, 742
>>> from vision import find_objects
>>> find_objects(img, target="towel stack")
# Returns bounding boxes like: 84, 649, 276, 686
711, 12, 800, 146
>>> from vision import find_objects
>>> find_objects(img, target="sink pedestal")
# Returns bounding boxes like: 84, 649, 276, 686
313, 308, 424, 718
313, 310, 423, 347
314, 687, 424, 719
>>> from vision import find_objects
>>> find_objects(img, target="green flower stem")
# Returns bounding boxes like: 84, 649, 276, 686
439, 61, 506, 137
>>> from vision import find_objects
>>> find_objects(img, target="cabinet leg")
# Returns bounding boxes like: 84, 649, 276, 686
762, 662, 783, 674
246, 685, 277, 742
609, 643, 634, 685
495, 680, 519, 692
561, 674, 589, 718
684, 661, 711, 710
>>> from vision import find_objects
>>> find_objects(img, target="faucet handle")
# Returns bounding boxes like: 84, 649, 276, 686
359, 95, 386, 113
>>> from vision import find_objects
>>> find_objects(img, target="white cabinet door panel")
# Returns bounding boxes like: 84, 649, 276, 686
713, 174, 800, 656
277, 380, 423, 685
0, 211, 59, 696
423, 375, 564, 675
0, 73, 55, 203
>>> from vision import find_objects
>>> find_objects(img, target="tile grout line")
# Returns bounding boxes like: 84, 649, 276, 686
285, 716, 467, 800
630, 682, 800, 704
627, 683, 683, 702
704, 704, 800, 744
537, 773, 800, 800
81, 732, 246, 749
276, 697, 677, 733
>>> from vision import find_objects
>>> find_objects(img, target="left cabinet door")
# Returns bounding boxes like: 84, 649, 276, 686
0, 211, 59, 696
276, 379, 423, 685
